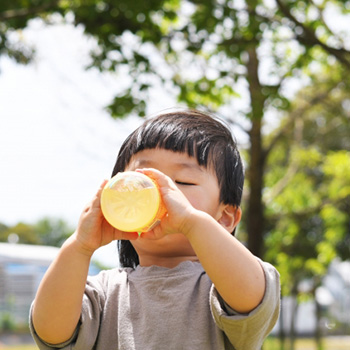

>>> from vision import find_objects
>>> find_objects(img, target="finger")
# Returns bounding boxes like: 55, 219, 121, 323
136, 168, 174, 189
135, 167, 162, 179
98, 179, 109, 194
139, 230, 157, 240
119, 231, 140, 241
91, 179, 109, 208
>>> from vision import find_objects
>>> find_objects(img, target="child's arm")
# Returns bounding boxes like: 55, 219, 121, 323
32, 181, 138, 345
182, 211, 265, 313
138, 169, 265, 314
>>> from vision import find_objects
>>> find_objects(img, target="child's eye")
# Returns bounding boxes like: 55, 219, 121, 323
175, 181, 196, 186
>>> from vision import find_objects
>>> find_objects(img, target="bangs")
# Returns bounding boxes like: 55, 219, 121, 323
112, 109, 243, 207
113, 112, 223, 174
135, 121, 212, 166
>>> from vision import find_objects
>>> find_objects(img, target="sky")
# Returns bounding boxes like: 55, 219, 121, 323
0, 20, 175, 266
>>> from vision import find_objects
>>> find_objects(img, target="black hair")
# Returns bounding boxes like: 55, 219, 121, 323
112, 109, 244, 268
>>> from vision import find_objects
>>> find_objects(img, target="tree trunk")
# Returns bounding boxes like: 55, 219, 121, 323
246, 46, 266, 258
312, 278, 324, 350
279, 303, 286, 350
290, 294, 299, 350
315, 298, 324, 350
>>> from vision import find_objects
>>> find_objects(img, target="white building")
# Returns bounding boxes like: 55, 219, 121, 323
0, 243, 100, 326
272, 259, 350, 336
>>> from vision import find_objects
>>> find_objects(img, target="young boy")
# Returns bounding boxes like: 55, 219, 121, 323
30, 110, 280, 350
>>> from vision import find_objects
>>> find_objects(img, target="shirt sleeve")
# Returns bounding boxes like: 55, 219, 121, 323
29, 274, 107, 350
210, 260, 280, 350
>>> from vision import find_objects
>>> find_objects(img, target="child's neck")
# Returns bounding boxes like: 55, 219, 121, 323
138, 255, 199, 268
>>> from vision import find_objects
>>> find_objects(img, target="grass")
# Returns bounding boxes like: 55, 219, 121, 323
1, 337, 349, 349
264, 336, 350, 350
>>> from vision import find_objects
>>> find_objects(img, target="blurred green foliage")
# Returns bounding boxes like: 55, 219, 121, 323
0, 217, 73, 247
263, 66, 350, 301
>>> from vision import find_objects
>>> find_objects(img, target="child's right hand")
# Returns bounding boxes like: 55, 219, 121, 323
73, 180, 139, 256
32, 180, 139, 345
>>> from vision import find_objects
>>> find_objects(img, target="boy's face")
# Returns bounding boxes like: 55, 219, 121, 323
126, 148, 223, 218
125, 148, 228, 263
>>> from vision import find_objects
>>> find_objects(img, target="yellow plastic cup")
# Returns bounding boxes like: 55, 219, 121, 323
101, 171, 167, 233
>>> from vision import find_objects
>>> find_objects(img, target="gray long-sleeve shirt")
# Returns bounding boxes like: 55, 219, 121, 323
30, 260, 280, 350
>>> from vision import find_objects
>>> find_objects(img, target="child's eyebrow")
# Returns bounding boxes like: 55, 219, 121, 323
174, 162, 204, 172
136, 159, 204, 172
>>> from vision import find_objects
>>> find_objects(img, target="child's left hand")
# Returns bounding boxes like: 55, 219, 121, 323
135, 168, 197, 239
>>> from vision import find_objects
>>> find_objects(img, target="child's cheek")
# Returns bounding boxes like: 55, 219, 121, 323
185, 192, 202, 212
187, 191, 219, 217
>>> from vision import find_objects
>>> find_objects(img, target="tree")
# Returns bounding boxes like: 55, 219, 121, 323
0, 0, 63, 66
68, 0, 350, 259
0, 221, 38, 245
2, 0, 350, 259
0, 217, 73, 247
34, 217, 73, 246
263, 67, 350, 349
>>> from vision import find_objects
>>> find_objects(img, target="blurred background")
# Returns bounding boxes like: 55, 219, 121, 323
0, 1, 349, 349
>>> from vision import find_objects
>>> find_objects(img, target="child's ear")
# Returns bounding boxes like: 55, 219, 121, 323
217, 204, 242, 233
